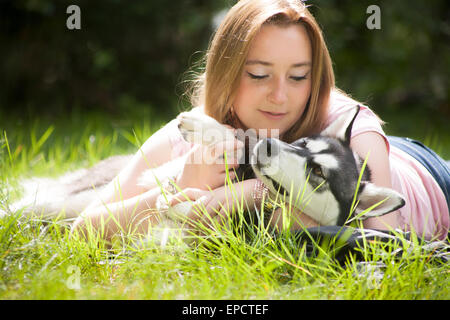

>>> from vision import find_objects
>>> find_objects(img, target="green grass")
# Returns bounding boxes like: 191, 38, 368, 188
0, 110, 449, 300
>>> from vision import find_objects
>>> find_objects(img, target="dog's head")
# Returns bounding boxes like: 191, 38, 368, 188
251, 106, 405, 226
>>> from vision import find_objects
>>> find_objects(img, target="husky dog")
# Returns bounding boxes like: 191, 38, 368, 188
250, 106, 406, 226
173, 105, 405, 227
3, 106, 405, 240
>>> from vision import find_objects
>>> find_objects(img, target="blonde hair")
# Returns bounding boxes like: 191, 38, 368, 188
189, 0, 335, 142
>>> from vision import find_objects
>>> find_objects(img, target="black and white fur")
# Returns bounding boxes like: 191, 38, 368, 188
251, 106, 405, 226
2, 106, 405, 241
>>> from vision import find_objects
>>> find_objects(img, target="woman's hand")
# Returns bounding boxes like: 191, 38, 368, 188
175, 132, 244, 191
168, 179, 256, 228
167, 187, 233, 225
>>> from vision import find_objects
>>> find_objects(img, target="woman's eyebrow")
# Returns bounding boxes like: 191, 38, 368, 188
245, 60, 311, 67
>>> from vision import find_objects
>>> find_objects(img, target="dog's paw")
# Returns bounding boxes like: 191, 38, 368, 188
177, 111, 235, 146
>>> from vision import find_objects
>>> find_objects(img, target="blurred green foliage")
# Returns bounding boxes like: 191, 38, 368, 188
309, 0, 449, 120
0, 0, 225, 121
0, 0, 449, 128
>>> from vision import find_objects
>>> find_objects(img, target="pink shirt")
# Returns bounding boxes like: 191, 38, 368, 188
165, 92, 449, 240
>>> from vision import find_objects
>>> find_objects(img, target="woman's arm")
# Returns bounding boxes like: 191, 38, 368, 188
71, 123, 176, 240
350, 131, 403, 231
72, 120, 243, 240
169, 178, 319, 231
91, 124, 176, 205
71, 186, 163, 242
169, 179, 258, 221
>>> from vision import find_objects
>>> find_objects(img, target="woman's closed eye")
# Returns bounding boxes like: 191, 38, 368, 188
246, 71, 268, 80
247, 71, 308, 82
290, 75, 307, 82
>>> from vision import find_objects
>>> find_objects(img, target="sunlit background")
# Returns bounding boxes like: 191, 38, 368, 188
1, 0, 449, 158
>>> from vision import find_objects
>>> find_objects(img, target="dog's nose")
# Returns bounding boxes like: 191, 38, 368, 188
252, 138, 281, 173
259, 138, 279, 158
265, 138, 272, 157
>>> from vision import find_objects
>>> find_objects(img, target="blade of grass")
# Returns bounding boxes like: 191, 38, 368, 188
3, 131, 13, 165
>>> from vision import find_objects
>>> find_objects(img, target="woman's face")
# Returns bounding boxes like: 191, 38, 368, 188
233, 23, 312, 137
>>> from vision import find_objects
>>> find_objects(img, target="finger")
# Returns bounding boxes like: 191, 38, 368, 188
186, 195, 216, 222
224, 160, 241, 169
202, 144, 243, 167
185, 144, 204, 163
205, 172, 233, 189
210, 205, 232, 229
212, 156, 240, 169
225, 169, 237, 178
206, 142, 242, 161
168, 188, 205, 206
217, 207, 230, 224
220, 171, 237, 182
222, 149, 244, 166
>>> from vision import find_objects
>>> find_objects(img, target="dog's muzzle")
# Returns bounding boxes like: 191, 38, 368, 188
252, 138, 281, 171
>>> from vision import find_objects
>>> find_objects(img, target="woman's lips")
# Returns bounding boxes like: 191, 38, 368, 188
259, 110, 287, 120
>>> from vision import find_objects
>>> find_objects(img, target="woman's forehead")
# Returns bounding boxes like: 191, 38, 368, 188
246, 24, 312, 67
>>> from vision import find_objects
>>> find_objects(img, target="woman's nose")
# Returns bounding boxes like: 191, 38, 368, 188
268, 78, 288, 105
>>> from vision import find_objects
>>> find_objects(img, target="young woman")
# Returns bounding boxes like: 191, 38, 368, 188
71, 0, 449, 241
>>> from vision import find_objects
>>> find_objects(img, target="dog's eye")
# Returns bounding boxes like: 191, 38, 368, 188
312, 165, 325, 179
299, 139, 307, 148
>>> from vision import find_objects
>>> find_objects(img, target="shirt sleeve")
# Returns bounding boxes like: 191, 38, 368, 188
327, 90, 390, 153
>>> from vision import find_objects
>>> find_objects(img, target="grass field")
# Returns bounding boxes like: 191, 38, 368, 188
0, 109, 449, 300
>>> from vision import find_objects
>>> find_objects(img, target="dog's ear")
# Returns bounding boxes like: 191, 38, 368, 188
321, 105, 361, 145
353, 182, 405, 220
